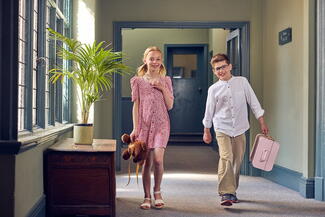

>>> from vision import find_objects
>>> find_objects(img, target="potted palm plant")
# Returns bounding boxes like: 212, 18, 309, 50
48, 28, 129, 145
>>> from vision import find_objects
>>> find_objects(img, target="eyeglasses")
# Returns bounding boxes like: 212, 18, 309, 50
215, 64, 228, 71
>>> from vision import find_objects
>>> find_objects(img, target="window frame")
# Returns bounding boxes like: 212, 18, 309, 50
18, 0, 72, 136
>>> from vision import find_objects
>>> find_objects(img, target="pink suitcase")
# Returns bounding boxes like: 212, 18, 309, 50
250, 134, 280, 171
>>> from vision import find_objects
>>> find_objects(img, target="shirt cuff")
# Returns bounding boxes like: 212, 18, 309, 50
202, 120, 212, 128
255, 109, 265, 119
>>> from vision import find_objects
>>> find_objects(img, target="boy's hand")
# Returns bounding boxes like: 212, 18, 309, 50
203, 129, 212, 144
260, 122, 269, 135
258, 116, 269, 135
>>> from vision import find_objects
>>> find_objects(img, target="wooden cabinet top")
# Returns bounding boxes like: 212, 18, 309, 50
49, 138, 116, 152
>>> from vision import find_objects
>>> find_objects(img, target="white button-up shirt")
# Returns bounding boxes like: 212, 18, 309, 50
202, 76, 264, 137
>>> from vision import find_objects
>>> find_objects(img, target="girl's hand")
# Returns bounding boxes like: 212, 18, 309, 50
130, 129, 137, 142
151, 80, 165, 92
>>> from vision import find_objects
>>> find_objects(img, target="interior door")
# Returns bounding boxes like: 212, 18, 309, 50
165, 44, 208, 134
227, 29, 241, 76
227, 29, 250, 175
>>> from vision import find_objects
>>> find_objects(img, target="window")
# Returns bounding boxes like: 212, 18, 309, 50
18, 0, 72, 132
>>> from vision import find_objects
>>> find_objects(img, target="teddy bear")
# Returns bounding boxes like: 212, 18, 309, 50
121, 133, 147, 166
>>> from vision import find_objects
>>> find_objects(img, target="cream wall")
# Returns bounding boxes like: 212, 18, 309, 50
95, 0, 263, 139
121, 29, 209, 97
209, 28, 229, 83
262, 0, 315, 176
11, 2, 317, 216
209, 29, 228, 55
95, 0, 315, 177
72, 0, 96, 124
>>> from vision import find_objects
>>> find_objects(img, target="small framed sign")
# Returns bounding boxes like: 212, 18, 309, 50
279, 28, 292, 45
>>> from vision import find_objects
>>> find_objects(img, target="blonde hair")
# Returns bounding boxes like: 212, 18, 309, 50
137, 46, 167, 76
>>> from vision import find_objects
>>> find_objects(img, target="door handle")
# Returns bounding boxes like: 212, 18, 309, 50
198, 87, 202, 93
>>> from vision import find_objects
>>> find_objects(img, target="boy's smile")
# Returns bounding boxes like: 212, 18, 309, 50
213, 60, 232, 81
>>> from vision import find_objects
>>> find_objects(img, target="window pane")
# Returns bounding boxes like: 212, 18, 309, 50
19, 17, 26, 38
62, 76, 69, 122
33, 86, 37, 108
34, 0, 38, 12
18, 108, 24, 131
58, 0, 64, 12
19, 63, 25, 85
19, 0, 26, 17
18, 0, 26, 131
18, 0, 73, 131
33, 49, 38, 70
172, 54, 197, 78
19, 40, 26, 63
33, 108, 37, 126
18, 85, 25, 108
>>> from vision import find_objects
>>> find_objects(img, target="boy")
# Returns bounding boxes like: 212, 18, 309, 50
202, 53, 269, 206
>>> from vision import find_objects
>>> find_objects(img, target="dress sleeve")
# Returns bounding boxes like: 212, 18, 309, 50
130, 76, 139, 102
165, 76, 174, 101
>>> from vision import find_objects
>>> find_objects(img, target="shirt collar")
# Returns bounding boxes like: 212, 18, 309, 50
217, 75, 234, 84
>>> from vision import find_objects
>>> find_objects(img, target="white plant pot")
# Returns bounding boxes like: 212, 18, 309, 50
73, 124, 94, 145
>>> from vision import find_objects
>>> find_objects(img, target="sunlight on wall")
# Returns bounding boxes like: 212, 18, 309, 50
74, 0, 95, 43
73, 0, 95, 123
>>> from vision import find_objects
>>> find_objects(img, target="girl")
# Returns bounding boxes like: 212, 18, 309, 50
130, 46, 174, 209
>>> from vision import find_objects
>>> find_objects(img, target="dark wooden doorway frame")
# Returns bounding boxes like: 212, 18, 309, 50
113, 21, 250, 171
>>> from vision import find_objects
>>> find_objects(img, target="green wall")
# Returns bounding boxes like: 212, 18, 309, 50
122, 28, 229, 96
7, 1, 317, 216
95, 0, 264, 140
261, 0, 315, 177
121, 28, 209, 97
15, 132, 72, 217
95, 0, 315, 177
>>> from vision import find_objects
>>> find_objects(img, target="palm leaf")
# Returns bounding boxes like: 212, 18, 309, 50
47, 28, 130, 123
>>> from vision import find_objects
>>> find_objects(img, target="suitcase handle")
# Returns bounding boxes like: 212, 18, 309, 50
256, 133, 274, 141
260, 149, 269, 162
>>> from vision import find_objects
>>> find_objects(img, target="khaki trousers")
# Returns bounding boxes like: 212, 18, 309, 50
215, 131, 246, 195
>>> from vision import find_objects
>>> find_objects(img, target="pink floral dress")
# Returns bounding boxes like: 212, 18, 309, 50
131, 76, 174, 149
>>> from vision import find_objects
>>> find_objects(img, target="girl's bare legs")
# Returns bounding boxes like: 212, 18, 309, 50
141, 151, 153, 208
152, 148, 165, 202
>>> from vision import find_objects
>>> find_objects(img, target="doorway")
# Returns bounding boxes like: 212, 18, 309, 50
165, 44, 208, 134
113, 22, 250, 171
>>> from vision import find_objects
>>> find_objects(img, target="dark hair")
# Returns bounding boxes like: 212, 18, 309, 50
210, 53, 230, 66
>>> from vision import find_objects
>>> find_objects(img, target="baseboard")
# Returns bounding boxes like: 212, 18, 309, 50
248, 163, 261, 176
261, 164, 301, 192
261, 164, 315, 199
315, 177, 325, 201
299, 177, 315, 198
26, 194, 46, 217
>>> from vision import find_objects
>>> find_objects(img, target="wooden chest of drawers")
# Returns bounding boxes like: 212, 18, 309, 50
44, 138, 116, 217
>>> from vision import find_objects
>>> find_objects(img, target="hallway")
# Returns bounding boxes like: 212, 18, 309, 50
116, 146, 325, 217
